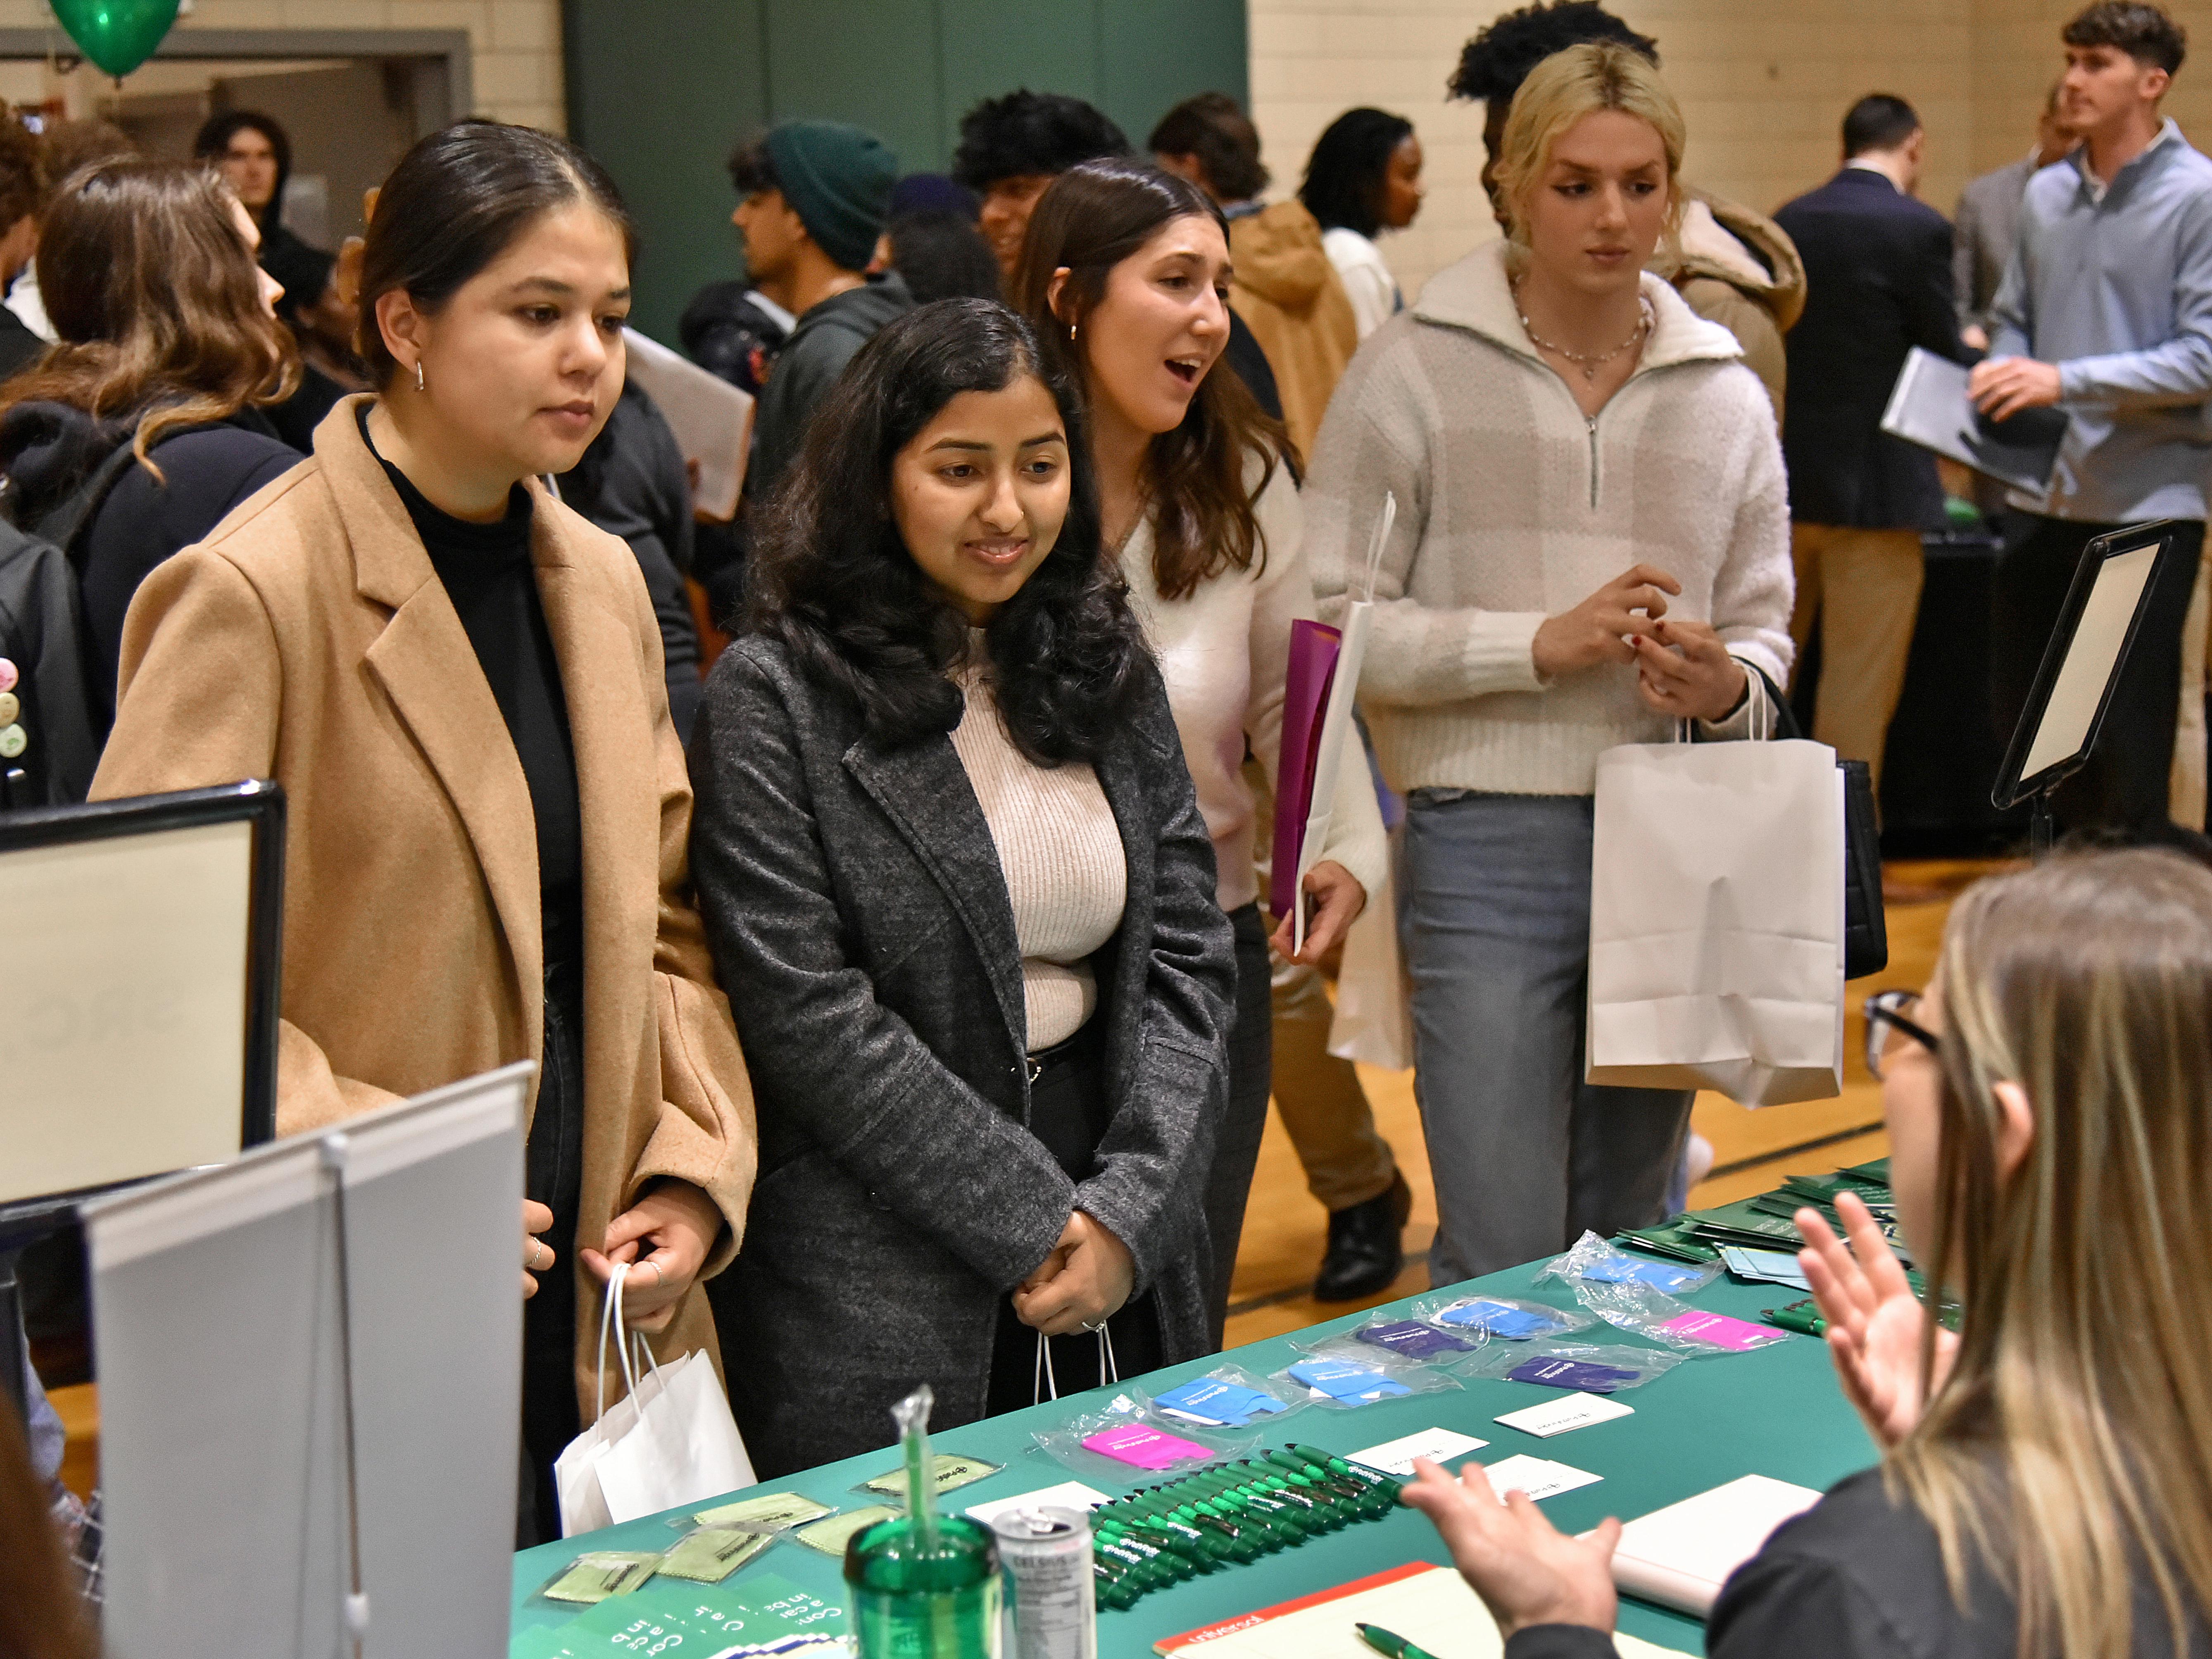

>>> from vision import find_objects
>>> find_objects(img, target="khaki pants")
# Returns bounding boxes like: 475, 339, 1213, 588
2170, 546, 2211, 830
1268, 948, 1398, 1213
1788, 523, 1925, 794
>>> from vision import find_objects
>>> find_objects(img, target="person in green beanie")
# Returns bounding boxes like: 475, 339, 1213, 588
730, 120, 913, 510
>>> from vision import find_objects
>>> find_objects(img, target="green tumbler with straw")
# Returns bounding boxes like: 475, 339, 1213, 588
846, 1384, 1003, 1658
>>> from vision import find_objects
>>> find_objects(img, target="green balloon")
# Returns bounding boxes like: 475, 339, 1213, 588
50, 0, 181, 80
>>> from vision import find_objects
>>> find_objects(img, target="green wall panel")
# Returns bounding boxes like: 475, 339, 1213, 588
564, 0, 1247, 346
1099, 0, 1250, 160
937, 0, 1101, 162
562, 0, 767, 342
763, 0, 943, 181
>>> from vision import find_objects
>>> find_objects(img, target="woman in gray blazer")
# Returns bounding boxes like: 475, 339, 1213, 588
688, 298, 1237, 1476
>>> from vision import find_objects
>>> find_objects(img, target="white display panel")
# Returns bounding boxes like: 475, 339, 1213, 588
0, 817, 254, 1201
86, 1063, 529, 1659
2019, 542, 2161, 782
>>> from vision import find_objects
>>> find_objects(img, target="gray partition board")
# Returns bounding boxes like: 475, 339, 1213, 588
84, 1062, 531, 1659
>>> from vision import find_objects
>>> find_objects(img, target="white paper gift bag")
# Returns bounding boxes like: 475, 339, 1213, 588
554, 1264, 755, 1535
1585, 728, 1846, 1108
1327, 831, 1415, 1071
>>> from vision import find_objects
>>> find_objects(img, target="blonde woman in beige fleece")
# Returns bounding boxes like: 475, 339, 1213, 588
1303, 43, 1793, 1285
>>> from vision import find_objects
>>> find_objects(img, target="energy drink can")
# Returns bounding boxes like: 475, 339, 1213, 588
989, 1505, 1096, 1659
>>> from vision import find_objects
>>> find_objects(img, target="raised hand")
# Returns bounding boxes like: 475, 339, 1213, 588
1401, 1457, 1621, 1638
1796, 1191, 1955, 1449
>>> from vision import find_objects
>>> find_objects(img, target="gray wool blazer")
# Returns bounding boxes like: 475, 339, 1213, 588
688, 635, 1237, 1476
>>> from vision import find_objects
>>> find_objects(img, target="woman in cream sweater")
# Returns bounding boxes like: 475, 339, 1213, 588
1303, 44, 1793, 1286
1017, 157, 1389, 1338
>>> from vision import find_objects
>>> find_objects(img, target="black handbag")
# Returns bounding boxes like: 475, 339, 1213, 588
1724, 664, 1890, 981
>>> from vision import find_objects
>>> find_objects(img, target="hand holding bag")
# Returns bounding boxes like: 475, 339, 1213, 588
553, 1264, 756, 1535
1585, 683, 1846, 1107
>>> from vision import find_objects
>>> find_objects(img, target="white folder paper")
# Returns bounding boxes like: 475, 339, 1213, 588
1290, 493, 1394, 955
623, 326, 754, 521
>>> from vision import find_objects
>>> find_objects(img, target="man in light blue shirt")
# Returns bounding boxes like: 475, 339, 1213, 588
1974, 0, 2211, 833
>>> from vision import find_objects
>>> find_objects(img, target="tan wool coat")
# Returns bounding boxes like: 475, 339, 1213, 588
90, 397, 757, 1415
1230, 200, 1361, 463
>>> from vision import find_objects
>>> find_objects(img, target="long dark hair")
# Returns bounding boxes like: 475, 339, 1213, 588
1013, 158, 1284, 602
747, 297, 1144, 765
191, 109, 290, 227
0, 157, 297, 471
358, 121, 636, 388
1300, 108, 1415, 239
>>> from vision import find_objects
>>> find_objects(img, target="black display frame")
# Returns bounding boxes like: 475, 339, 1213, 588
0, 780, 286, 1217
1992, 521, 2192, 821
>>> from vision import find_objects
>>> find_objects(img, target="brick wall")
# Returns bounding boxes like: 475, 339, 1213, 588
1251, 0, 2212, 300
3, 0, 564, 131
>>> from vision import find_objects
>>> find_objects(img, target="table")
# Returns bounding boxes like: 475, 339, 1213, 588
511, 1257, 1876, 1656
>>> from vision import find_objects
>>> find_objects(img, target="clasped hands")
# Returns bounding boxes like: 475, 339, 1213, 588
1013, 1209, 1136, 1337
1532, 563, 1747, 723
1404, 1190, 1946, 1640
520, 1178, 724, 1333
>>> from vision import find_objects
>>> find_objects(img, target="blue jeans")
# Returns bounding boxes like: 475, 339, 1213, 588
1400, 792, 1692, 1286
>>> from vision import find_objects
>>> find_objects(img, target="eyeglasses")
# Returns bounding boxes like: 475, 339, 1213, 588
1864, 989, 1941, 1080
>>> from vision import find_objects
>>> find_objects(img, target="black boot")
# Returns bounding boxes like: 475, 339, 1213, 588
1313, 1171, 1412, 1301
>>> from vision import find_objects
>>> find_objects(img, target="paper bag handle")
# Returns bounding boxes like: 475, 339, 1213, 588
1674, 658, 1774, 745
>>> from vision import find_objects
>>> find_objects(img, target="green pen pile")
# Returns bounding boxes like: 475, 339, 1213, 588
1607, 1156, 1967, 1340
1615, 1158, 1901, 1266
1086, 1443, 1404, 1611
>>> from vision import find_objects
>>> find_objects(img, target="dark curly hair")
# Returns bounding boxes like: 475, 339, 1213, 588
1299, 108, 1414, 238
1147, 93, 1270, 204
746, 297, 1144, 764
950, 90, 1129, 192
2063, 1, 2186, 74
1447, 1, 1659, 103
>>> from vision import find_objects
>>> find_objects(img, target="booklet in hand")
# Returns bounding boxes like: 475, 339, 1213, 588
1269, 494, 1394, 955
1879, 345, 2067, 496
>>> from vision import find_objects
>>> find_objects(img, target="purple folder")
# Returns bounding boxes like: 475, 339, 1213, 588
1271, 618, 1341, 919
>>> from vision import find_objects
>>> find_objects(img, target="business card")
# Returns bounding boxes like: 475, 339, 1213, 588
1480, 1455, 1603, 1501
1495, 1392, 1636, 1439
1345, 1426, 1490, 1476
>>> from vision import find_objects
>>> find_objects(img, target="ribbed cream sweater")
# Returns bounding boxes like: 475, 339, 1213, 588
1303, 240, 1795, 796
1120, 463, 1390, 914
948, 652, 1126, 1051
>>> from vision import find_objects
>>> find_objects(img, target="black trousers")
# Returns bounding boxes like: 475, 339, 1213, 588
1991, 514, 2204, 834
1198, 902, 1272, 1348
516, 975, 586, 1547
984, 1022, 1163, 1416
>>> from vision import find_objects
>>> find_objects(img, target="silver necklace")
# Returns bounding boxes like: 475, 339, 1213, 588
1514, 287, 1655, 382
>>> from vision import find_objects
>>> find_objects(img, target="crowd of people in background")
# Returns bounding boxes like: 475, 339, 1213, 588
6, 2, 2212, 1654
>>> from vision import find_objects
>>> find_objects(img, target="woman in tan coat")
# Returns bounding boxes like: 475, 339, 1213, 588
88, 122, 755, 1543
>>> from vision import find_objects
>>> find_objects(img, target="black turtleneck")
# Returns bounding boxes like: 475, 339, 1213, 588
362, 410, 584, 997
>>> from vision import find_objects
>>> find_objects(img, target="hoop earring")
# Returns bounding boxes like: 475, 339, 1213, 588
414, 360, 425, 394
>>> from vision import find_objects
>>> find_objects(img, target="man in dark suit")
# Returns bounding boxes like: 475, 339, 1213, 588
1776, 93, 1972, 797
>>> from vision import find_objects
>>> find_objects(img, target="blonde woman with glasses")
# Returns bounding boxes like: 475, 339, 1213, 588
1403, 846, 2212, 1659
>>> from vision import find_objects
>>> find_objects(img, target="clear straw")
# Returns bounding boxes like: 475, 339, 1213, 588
891, 1382, 938, 1549
1359, 492, 1396, 605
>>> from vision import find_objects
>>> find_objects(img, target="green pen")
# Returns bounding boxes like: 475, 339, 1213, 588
1356, 1622, 1442, 1659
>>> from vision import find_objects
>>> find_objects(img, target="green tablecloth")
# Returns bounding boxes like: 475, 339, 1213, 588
511, 1257, 1874, 1656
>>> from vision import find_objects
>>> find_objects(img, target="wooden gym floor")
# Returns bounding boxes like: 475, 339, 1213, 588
1223, 859, 2001, 1348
